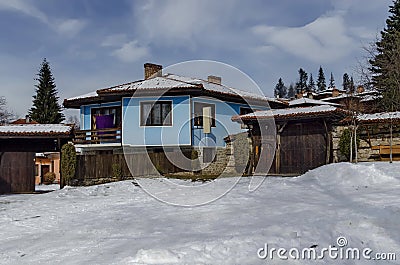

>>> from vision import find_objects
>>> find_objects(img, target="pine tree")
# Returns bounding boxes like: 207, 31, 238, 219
350, 77, 356, 94
274, 78, 287, 98
307, 74, 316, 92
295, 68, 308, 94
369, 0, 400, 111
342, 73, 351, 92
329, 72, 335, 89
317, 66, 327, 91
29, 59, 64, 124
287, 83, 296, 98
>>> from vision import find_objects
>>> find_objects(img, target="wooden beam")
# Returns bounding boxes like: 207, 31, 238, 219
323, 119, 331, 164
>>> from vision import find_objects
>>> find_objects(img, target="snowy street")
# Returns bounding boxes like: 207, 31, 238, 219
0, 162, 399, 264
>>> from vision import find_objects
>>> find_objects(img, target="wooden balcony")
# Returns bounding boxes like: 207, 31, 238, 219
73, 127, 122, 145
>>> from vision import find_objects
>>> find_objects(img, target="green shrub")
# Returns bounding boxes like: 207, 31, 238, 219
339, 128, 359, 161
61, 143, 76, 185
112, 163, 122, 180
43, 172, 56, 184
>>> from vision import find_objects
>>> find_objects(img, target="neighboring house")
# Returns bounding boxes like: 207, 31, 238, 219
10, 117, 39, 124
35, 152, 60, 185
291, 87, 380, 113
63, 63, 286, 181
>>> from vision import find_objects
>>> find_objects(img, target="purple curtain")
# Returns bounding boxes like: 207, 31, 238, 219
96, 114, 114, 134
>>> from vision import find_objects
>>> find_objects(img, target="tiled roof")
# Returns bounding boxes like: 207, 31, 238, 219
64, 74, 284, 106
0, 124, 73, 137
288, 98, 341, 107
233, 105, 346, 121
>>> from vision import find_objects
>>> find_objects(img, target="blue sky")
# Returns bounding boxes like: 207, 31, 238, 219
0, 0, 392, 118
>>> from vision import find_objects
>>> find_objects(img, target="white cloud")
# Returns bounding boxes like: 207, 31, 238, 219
0, 0, 48, 23
111, 40, 149, 63
132, 0, 236, 46
101, 34, 129, 47
252, 15, 356, 63
55, 19, 87, 37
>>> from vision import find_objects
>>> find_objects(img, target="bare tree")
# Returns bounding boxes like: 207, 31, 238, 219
65, 115, 80, 130
0, 96, 14, 125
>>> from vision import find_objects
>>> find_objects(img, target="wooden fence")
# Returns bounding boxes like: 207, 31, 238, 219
74, 150, 192, 184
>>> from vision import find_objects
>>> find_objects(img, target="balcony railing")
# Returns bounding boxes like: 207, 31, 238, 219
73, 127, 122, 145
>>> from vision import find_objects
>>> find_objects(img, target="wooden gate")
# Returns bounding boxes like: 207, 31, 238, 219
278, 122, 327, 175
0, 152, 35, 194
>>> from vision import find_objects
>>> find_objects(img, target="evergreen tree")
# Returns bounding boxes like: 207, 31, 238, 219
29, 59, 64, 123
287, 83, 296, 98
342, 73, 351, 92
307, 74, 316, 92
317, 66, 327, 91
295, 68, 308, 93
369, 0, 400, 111
350, 76, 356, 94
329, 72, 335, 89
274, 78, 287, 98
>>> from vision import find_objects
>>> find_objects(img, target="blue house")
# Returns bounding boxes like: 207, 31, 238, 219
64, 63, 283, 149
64, 63, 285, 177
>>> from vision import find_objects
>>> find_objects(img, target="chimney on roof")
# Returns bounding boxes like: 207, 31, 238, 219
144, 63, 162, 79
332, 87, 340, 97
357, 85, 365, 94
207, 75, 222, 85
25, 115, 30, 123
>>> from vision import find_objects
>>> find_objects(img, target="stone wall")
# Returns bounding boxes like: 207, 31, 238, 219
332, 123, 400, 162
194, 132, 251, 176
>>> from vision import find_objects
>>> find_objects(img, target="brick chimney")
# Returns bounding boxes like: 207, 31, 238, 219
332, 87, 343, 97
207, 75, 222, 85
356, 85, 365, 94
144, 63, 162, 79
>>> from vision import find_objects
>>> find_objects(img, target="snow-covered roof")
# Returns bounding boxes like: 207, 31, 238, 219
65, 73, 283, 106
321, 90, 379, 102
233, 105, 345, 121
289, 98, 341, 107
66, 91, 99, 101
358, 111, 400, 123
164, 74, 276, 102
101, 76, 199, 92
0, 124, 73, 137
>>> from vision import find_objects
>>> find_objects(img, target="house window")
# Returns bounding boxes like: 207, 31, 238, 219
240, 107, 253, 115
140, 101, 172, 126
193, 102, 216, 127
91, 106, 121, 130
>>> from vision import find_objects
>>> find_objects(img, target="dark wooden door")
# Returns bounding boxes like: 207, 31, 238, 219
279, 122, 327, 175
0, 152, 35, 193
41, 165, 50, 184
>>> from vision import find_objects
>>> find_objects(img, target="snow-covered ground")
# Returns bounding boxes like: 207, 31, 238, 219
1, 162, 399, 264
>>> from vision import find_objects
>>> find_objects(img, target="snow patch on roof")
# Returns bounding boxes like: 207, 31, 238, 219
358, 111, 400, 122
289, 98, 340, 106
66, 91, 99, 101
103, 76, 198, 92
165, 74, 275, 102
235, 105, 339, 120
0, 124, 73, 135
